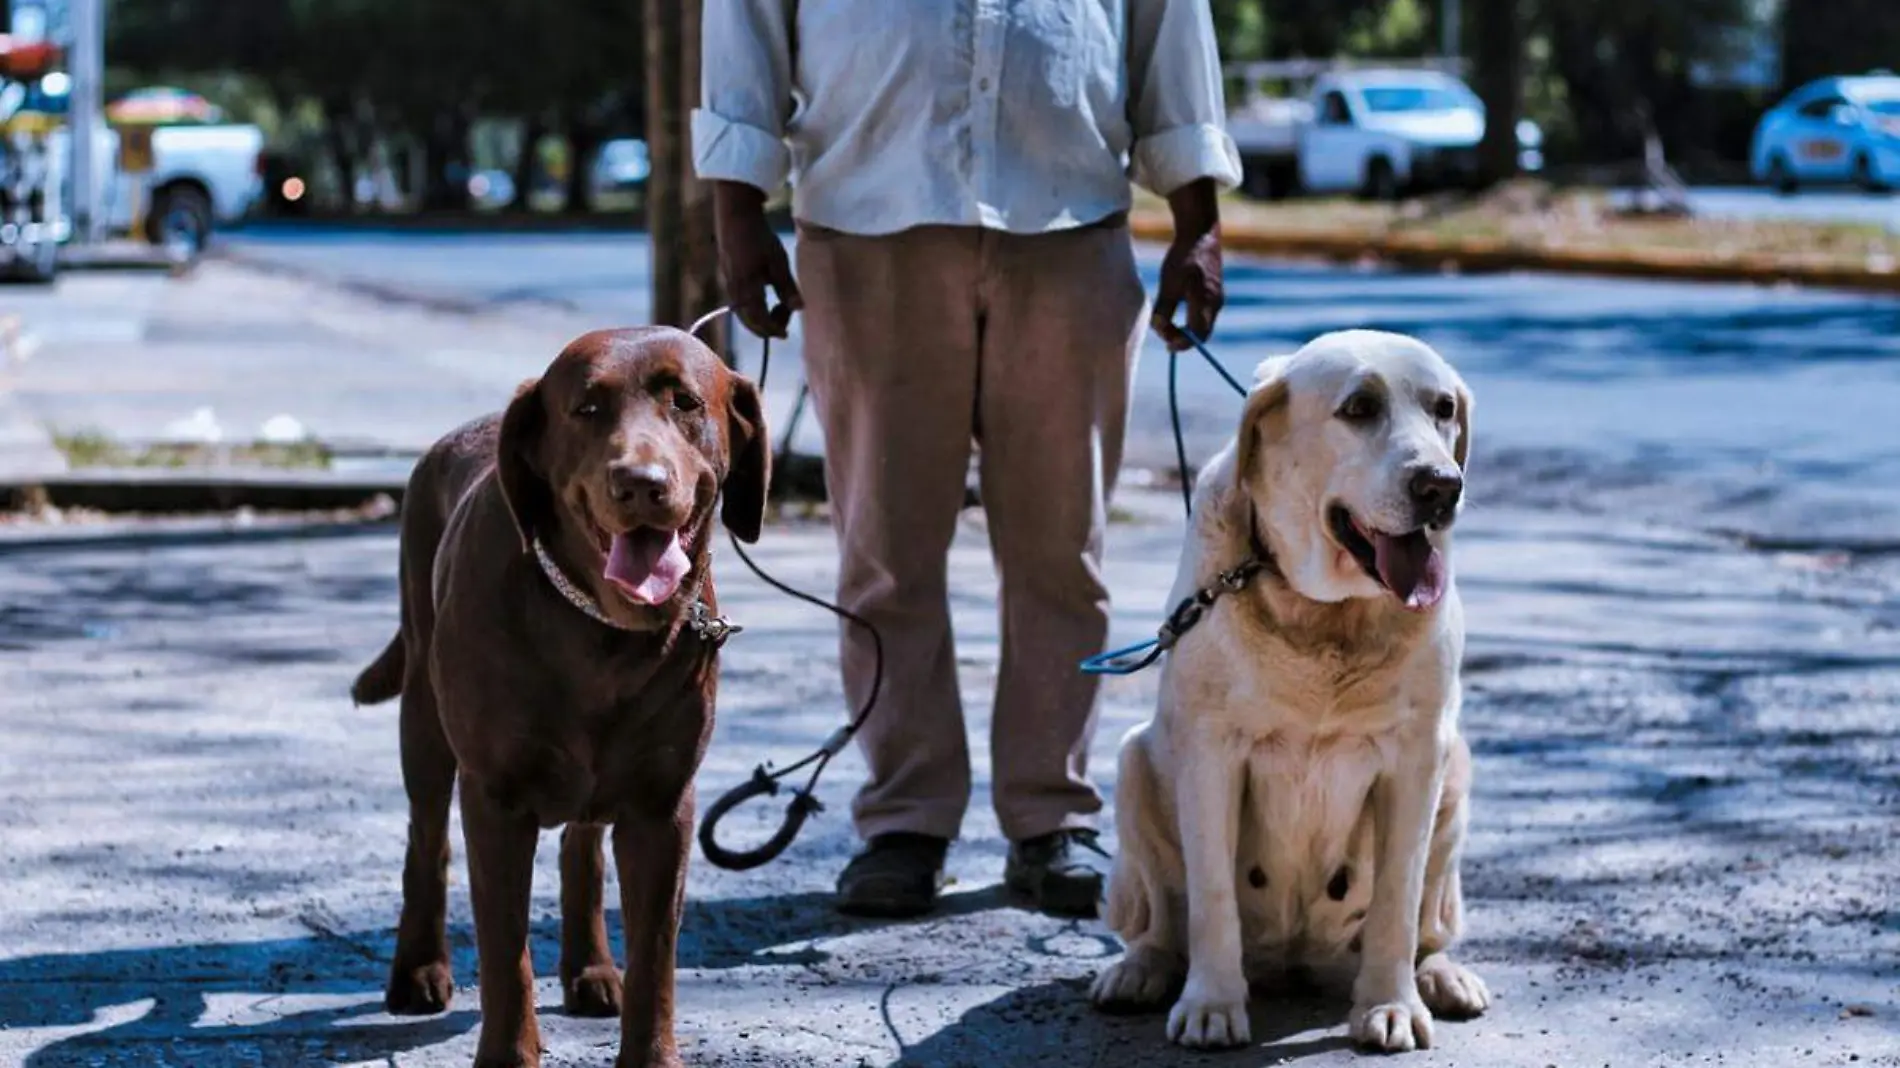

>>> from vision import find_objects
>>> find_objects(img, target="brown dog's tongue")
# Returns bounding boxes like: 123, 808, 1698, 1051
1372, 530, 1447, 612
604, 529, 690, 605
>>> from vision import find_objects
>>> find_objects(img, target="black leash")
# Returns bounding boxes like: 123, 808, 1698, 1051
1081, 327, 1261, 676
698, 311, 887, 872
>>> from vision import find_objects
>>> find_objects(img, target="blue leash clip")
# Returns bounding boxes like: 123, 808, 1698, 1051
1080, 327, 1259, 678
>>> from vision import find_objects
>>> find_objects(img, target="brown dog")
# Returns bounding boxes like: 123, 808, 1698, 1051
351, 326, 767, 1068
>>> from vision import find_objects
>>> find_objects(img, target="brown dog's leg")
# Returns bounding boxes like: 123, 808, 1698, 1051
463, 776, 544, 1068
559, 823, 624, 1017
385, 661, 458, 1015
610, 803, 691, 1068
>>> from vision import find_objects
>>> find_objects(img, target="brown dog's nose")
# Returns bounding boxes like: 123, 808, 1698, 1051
1408, 465, 1463, 521
608, 461, 670, 504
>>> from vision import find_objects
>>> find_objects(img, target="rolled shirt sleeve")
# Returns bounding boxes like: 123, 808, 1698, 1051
692, 0, 796, 193
1126, 0, 1243, 196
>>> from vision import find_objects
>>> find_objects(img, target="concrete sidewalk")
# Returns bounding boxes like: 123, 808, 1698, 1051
0, 262, 819, 483
1, 496, 1895, 1067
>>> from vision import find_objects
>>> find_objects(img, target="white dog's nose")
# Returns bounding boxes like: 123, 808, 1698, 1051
1408, 466, 1463, 521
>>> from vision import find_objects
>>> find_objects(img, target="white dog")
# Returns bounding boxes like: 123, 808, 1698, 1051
1091, 330, 1489, 1053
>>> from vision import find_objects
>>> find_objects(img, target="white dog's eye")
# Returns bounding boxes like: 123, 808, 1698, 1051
1338, 392, 1383, 424
1433, 394, 1457, 421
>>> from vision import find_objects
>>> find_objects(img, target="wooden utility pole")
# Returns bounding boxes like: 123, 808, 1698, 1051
644, 0, 727, 356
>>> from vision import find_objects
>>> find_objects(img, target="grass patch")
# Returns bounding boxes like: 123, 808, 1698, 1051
1135, 183, 1900, 272
52, 430, 333, 471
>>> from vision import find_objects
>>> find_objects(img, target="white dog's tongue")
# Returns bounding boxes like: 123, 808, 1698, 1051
1372, 530, 1446, 612
604, 528, 689, 605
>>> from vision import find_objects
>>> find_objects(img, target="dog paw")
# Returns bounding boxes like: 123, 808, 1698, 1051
1091, 947, 1182, 1013
1166, 973, 1251, 1048
1351, 995, 1434, 1053
384, 958, 454, 1015
562, 963, 624, 1018
1416, 954, 1490, 1020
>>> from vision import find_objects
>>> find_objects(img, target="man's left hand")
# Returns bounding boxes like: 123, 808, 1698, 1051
1152, 178, 1223, 352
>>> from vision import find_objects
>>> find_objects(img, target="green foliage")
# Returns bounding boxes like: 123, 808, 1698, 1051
1782, 0, 1900, 89
104, 0, 649, 210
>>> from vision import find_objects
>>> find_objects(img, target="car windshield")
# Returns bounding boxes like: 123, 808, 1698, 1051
1360, 85, 1470, 112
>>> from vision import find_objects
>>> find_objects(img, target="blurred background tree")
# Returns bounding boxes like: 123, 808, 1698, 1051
96, 0, 1819, 210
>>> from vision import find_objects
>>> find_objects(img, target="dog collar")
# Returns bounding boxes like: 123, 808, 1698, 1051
531, 537, 741, 645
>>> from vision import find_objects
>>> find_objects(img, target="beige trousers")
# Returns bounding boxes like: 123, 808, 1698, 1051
795, 219, 1148, 843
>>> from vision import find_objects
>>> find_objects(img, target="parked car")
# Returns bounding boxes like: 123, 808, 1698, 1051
26, 79, 265, 262
1228, 65, 1544, 200
1749, 72, 1900, 194
590, 138, 650, 196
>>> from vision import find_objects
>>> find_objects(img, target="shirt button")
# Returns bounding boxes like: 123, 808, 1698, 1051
978, 77, 991, 92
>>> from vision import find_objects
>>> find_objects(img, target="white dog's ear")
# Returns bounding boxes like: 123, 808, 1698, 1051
1233, 358, 1292, 490
1453, 379, 1474, 471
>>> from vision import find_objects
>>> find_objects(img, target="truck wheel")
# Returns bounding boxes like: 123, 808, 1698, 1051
146, 184, 214, 263
1360, 157, 1400, 202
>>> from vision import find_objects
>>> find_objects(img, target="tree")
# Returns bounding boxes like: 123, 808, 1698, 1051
1471, 0, 1523, 184
643, 0, 722, 350
1781, 0, 1900, 90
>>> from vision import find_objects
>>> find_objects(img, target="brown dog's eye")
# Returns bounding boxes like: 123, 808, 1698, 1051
673, 391, 703, 413
1337, 392, 1383, 424
1433, 394, 1457, 421
572, 401, 601, 418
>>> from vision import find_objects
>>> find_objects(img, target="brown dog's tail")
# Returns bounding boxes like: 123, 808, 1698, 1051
352, 634, 405, 706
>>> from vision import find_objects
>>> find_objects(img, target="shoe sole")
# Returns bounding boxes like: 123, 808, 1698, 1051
1005, 868, 1102, 919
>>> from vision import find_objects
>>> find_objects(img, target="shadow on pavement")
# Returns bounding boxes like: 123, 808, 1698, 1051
0, 930, 474, 1068
893, 977, 1355, 1067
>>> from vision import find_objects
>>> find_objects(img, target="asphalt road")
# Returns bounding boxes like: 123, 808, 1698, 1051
4, 504, 1896, 1067
222, 223, 1900, 544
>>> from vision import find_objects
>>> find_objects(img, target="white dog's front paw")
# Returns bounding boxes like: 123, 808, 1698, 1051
1416, 954, 1490, 1019
1166, 973, 1251, 1048
1090, 946, 1181, 1012
1351, 995, 1434, 1053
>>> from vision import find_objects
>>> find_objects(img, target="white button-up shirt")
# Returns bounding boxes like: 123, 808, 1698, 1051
693, 0, 1242, 236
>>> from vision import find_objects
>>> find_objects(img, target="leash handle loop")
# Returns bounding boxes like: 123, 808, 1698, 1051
697, 764, 826, 872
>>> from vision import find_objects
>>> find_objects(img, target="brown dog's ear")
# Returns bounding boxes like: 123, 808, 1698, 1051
1452, 380, 1475, 471
720, 372, 770, 544
1232, 357, 1292, 492
496, 378, 551, 552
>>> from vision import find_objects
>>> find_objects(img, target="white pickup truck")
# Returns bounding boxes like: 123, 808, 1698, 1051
1228, 66, 1544, 200
67, 121, 265, 254
3, 77, 263, 280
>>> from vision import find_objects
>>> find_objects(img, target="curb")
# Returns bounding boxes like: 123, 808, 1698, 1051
3, 470, 407, 514
1129, 214, 1900, 295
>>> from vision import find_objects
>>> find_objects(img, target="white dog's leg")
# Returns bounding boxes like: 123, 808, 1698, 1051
1350, 729, 1447, 1053
1165, 729, 1251, 1049
1414, 737, 1489, 1020
1094, 730, 1186, 1011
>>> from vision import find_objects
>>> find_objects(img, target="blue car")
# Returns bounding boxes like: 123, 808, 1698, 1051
1750, 73, 1900, 194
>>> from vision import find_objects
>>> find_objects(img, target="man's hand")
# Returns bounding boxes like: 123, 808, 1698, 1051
713, 181, 803, 339
1151, 178, 1223, 352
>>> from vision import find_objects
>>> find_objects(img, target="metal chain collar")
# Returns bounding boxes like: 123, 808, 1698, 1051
531, 537, 741, 646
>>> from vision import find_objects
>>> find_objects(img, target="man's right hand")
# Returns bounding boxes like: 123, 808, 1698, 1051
713, 181, 803, 339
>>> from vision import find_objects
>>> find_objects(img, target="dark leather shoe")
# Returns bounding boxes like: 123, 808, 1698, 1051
835, 833, 949, 918
1006, 829, 1109, 918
